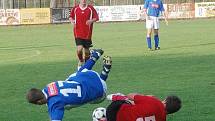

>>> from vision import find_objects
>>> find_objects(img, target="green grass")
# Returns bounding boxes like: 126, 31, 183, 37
0, 19, 215, 121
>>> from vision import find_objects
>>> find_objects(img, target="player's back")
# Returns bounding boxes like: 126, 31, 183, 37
117, 96, 166, 121
43, 70, 105, 106
66, 70, 105, 103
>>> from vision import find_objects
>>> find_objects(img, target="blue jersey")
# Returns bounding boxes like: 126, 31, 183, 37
42, 70, 106, 120
144, 0, 165, 17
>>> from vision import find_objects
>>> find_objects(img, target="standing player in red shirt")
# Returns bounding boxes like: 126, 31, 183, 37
106, 93, 182, 121
70, 0, 99, 69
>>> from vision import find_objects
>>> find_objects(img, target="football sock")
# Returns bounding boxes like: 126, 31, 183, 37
78, 58, 95, 72
100, 65, 111, 81
84, 52, 90, 62
154, 35, 159, 48
147, 37, 152, 49
77, 51, 84, 63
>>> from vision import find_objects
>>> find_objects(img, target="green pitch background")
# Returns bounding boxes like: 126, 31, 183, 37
0, 19, 215, 121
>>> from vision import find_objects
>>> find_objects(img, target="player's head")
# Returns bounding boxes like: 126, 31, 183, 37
80, 0, 87, 5
163, 95, 182, 114
106, 100, 131, 121
26, 88, 47, 105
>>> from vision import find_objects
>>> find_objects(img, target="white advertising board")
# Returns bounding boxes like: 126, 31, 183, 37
0, 9, 20, 25
195, 2, 215, 17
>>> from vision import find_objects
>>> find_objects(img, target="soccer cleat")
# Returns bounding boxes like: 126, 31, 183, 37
148, 48, 153, 51
103, 56, 112, 70
90, 49, 104, 61
106, 93, 128, 101
155, 47, 160, 50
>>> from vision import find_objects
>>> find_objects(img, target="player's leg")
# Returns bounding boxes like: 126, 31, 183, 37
100, 56, 112, 81
83, 48, 90, 62
146, 29, 152, 50
78, 49, 104, 72
154, 17, 160, 50
146, 18, 153, 50
154, 29, 160, 50
83, 40, 93, 62
75, 38, 85, 68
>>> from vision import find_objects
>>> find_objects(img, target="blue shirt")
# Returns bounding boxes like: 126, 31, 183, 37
42, 70, 106, 120
144, 0, 165, 17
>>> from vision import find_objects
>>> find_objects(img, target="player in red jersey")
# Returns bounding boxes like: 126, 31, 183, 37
70, 0, 99, 68
106, 93, 182, 121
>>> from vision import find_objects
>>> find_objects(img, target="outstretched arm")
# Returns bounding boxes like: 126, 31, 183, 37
48, 106, 64, 121
163, 11, 168, 25
127, 93, 146, 100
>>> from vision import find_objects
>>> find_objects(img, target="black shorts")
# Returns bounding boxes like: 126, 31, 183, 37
75, 38, 93, 48
106, 100, 131, 121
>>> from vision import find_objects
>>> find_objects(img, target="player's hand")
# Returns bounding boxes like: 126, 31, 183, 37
70, 19, 75, 25
165, 19, 168, 26
86, 19, 93, 25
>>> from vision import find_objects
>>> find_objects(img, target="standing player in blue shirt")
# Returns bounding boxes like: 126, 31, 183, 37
143, 0, 168, 50
26, 49, 112, 121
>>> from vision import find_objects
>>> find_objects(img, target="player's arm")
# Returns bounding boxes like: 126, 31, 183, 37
91, 6, 99, 21
86, 6, 99, 25
143, 0, 149, 20
163, 11, 168, 25
160, 2, 168, 25
69, 7, 76, 24
48, 106, 64, 121
127, 93, 145, 100
127, 93, 155, 101
106, 93, 129, 101
86, 18, 97, 25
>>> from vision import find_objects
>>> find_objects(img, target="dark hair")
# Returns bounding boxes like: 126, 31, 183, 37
26, 88, 44, 104
165, 95, 182, 114
106, 100, 131, 121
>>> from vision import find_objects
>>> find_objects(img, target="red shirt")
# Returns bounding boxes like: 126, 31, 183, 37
70, 5, 99, 40
117, 95, 166, 121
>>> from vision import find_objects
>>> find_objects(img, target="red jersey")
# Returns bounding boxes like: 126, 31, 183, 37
70, 5, 99, 40
117, 95, 166, 121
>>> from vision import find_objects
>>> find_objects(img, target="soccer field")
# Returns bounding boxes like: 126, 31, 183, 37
0, 18, 215, 121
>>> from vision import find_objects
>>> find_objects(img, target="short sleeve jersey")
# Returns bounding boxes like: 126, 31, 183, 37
117, 95, 166, 121
70, 5, 99, 40
42, 70, 105, 121
144, 0, 165, 17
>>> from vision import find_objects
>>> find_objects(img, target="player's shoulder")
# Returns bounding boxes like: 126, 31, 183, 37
87, 4, 93, 7
87, 5, 96, 9
74, 5, 79, 8
72, 5, 80, 10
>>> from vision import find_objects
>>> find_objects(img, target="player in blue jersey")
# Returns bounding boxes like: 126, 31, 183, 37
143, 0, 168, 50
26, 49, 112, 121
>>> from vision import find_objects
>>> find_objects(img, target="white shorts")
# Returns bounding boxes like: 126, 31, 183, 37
146, 16, 160, 29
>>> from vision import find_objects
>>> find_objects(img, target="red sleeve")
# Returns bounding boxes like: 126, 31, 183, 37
70, 6, 77, 19
133, 95, 148, 104
89, 5, 99, 21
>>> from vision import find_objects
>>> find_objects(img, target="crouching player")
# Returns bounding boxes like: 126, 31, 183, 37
26, 49, 112, 121
105, 93, 182, 121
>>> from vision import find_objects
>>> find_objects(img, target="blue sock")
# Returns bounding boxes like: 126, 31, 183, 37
78, 59, 95, 72
100, 65, 111, 81
154, 35, 159, 48
100, 72, 108, 81
147, 37, 152, 49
